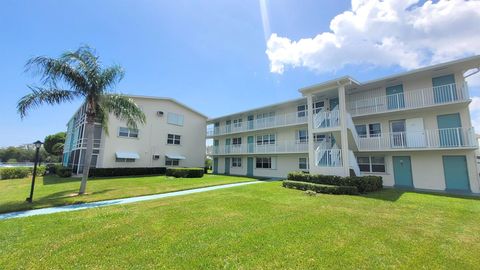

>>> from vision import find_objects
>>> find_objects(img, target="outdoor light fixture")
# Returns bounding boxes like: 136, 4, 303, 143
26, 140, 43, 203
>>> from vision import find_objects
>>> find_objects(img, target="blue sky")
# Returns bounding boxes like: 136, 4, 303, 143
1, 0, 479, 147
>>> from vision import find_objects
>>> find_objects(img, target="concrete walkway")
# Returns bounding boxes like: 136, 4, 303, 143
0, 181, 262, 221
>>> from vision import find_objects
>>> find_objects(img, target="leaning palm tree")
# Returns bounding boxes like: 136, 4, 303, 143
18, 46, 146, 194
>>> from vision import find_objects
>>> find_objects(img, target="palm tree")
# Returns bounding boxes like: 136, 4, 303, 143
18, 46, 146, 194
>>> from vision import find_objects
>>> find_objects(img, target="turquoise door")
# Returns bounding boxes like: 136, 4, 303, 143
393, 156, 413, 188
247, 157, 254, 177
386, 84, 405, 110
224, 158, 230, 175
330, 98, 339, 110
437, 113, 462, 147
433, 74, 457, 103
214, 122, 220, 135
247, 115, 254, 130
225, 138, 231, 154
443, 156, 470, 191
213, 140, 219, 154
247, 136, 254, 153
213, 158, 218, 174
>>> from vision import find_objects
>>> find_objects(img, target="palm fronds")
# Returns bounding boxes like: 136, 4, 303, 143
17, 86, 79, 118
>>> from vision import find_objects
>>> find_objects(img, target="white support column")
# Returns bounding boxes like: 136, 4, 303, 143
306, 94, 316, 171
338, 85, 350, 176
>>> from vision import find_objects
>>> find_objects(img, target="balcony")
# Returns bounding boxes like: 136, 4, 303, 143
207, 111, 307, 137
357, 127, 477, 151
348, 83, 469, 117
210, 140, 308, 155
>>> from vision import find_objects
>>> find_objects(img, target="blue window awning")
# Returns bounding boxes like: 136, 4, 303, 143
165, 154, 186, 160
115, 152, 140, 159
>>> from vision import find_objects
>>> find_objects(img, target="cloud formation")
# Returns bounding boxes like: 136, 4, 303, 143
266, 0, 480, 74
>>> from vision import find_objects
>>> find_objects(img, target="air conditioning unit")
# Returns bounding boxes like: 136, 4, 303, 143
156, 111, 164, 117
152, 154, 160, 160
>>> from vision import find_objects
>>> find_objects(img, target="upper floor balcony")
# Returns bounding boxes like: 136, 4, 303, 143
357, 127, 477, 151
206, 111, 307, 137
347, 83, 469, 117
209, 140, 308, 155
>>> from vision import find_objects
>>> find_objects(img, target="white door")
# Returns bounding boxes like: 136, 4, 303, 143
406, 118, 426, 147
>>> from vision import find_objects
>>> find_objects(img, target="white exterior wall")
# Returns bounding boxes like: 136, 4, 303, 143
99, 97, 206, 168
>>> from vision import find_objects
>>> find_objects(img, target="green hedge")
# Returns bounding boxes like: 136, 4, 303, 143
56, 167, 72, 178
88, 167, 167, 177
166, 168, 204, 178
283, 180, 358, 195
0, 165, 46, 180
287, 171, 383, 193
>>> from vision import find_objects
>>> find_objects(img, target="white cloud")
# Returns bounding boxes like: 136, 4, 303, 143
470, 96, 480, 132
266, 0, 480, 74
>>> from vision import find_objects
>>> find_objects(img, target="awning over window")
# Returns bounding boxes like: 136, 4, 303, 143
115, 152, 140, 159
165, 154, 186, 160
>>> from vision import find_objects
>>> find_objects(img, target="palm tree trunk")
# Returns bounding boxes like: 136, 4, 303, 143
79, 117, 94, 194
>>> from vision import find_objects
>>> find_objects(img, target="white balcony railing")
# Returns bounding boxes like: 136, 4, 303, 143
207, 111, 308, 137
74, 138, 102, 149
211, 140, 308, 155
348, 83, 469, 117
357, 127, 477, 151
315, 142, 342, 167
313, 109, 340, 129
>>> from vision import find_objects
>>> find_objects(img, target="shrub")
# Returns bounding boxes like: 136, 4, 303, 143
166, 168, 204, 178
0, 167, 30, 179
45, 163, 61, 174
88, 167, 166, 177
56, 167, 72, 178
287, 171, 383, 193
283, 180, 358, 195
31, 165, 46, 176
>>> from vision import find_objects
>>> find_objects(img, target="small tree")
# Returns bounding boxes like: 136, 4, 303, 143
44, 132, 66, 156
18, 46, 146, 194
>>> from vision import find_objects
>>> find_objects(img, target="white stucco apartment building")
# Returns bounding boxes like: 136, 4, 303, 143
63, 95, 207, 174
207, 56, 480, 193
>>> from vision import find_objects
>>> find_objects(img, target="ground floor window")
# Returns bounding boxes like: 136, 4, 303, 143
299, 157, 308, 170
256, 157, 272, 169
357, 156, 385, 173
232, 157, 242, 167
165, 158, 179, 166
116, 158, 136, 162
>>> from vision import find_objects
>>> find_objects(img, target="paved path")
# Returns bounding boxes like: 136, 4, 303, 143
0, 181, 262, 220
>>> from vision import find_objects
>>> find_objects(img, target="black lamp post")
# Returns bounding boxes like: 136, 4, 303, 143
26, 140, 43, 203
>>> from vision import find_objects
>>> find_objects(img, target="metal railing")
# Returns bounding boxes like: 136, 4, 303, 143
207, 111, 308, 137
315, 142, 342, 167
348, 83, 469, 117
211, 140, 308, 155
313, 109, 340, 129
357, 127, 477, 151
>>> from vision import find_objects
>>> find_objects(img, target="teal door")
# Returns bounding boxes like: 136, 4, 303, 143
247, 157, 254, 177
214, 122, 220, 135
443, 156, 470, 191
386, 84, 405, 110
225, 138, 231, 154
330, 98, 339, 110
213, 140, 219, 154
393, 156, 413, 188
247, 115, 254, 130
213, 158, 218, 174
433, 74, 457, 103
224, 158, 230, 175
437, 113, 462, 147
247, 136, 254, 153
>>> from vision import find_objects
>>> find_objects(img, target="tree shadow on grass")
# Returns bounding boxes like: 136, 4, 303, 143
42, 174, 168, 185
362, 187, 480, 202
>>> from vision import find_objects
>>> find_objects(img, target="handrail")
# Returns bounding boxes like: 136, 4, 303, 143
211, 140, 308, 155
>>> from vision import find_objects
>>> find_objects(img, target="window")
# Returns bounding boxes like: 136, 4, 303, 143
369, 123, 381, 137
299, 158, 308, 170
314, 134, 325, 142
118, 127, 139, 138
357, 156, 385, 173
233, 118, 243, 128
257, 112, 275, 121
313, 101, 324, 113
232, 137, 242, 145
116, 158, 136, 162
167, 112, 184, 126
165, 158, 179, 166
297, 105, 307, 117
256, 157, 272, 169
232, 157, 242, 167
167, 134, 181, 145
355, 124, 367, 138
296, 130, 308, 143
256, 134, 275, 145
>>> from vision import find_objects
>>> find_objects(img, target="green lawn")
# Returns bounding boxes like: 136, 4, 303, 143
0, 174, 255, 213
1, 181, 480, 269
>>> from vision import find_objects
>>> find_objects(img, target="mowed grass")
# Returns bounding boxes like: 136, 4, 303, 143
1, 182, 480, 269
0, 174, 255, 213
